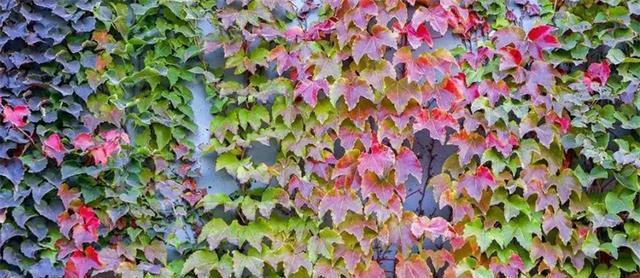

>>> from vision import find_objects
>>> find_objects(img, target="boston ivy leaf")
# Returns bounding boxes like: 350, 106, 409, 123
584, 60, 611, 91
28, 258, 63, 278
457, 166, 495, 202
2, 105, 30, 128
527, 24, 561, 58
0, 158, 24, 186
153, 124, 171, 150
198, 218, 230, 250
359, 60, 396, 91
348, 0, 378, 30
182, 250, 218, 278
493, 26, 525, 49
531, 237, 563, 267
395, 147, 422, 184
428, 77, 464, 110
542, 209, 572, 244
294, 79, 329, 107
144, 240, 167, 265
411, 216, 450, 239
43, 133, 65, 165
58, 184, 81, 209
231, 250, 263, 277
361, 171, 395, 203
64, 246, 102, 278
395, 254, 429, 278
450, 130, 486, 166
383, 77, 421, 113
413, 108, 459, 144
352, 25, 397, 63
72, 133, 94, 151
319, 189, 363, 224
357, 140, 394, 178
0, 223, 27, 248
604, 190, 635, 214
330, 76, 374, 111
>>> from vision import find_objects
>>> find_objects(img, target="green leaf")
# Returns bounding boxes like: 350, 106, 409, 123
198, 219, 230, 250
153, 124, 172, 150
199, 194, 233, 211
182, 250, 218, 277
605, 190, 635, 214
607, 48, 626, 65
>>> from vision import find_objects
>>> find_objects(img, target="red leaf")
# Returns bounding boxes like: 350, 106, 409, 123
395, 147, 422, 184
357, 140, 395, 178
498, 46, 523, 71
268, 45, 298, 75
102, 140, 120, 157
77, 206, 100, 231
100, 129, 129, 144
72, 225, 99, 248
181, 189, 205, 207
364, 195, 403, 222
584, 60, 611, 91
427, 77, 464, 110
457, 166, 495, 201
331, 76, 374, 110
64, 246, 102, 278
90, 147, 108, 165
332, 149, 361, 179
72, 205, 100, 247
319, 189, 363, 224
490, 253, 525, 278
395, 254, 429, 278
527, 24, 560, 58
352, 25, 397, 63
73, 133, 94, 151
2, 105, 30, 128
413, 108, 459, 144
408, 24, 433, 48
547, 113, 570, 133
43, 133, 66, 165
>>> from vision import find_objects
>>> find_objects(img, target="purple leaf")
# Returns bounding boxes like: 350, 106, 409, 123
0, 158, 24, 186
0, 223, 27, 247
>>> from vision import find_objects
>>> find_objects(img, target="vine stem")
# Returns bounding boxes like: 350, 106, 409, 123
417, 139, 436, 216
17, 127, 36, 145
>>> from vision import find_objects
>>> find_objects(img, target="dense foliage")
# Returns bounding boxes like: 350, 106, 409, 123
1, 0, 639, 277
